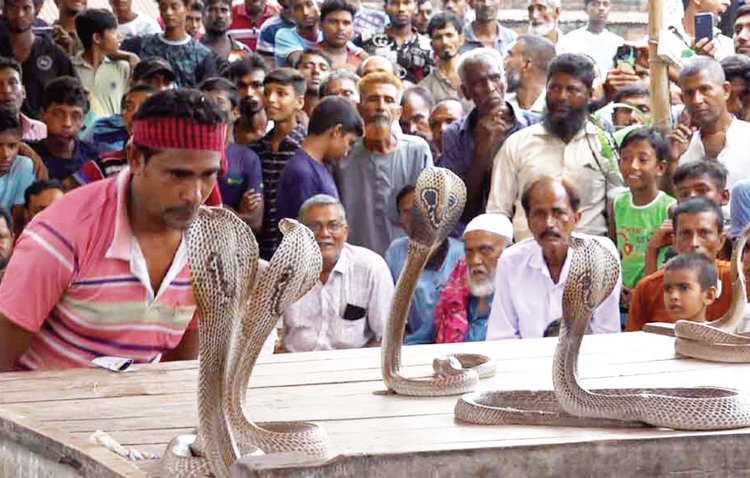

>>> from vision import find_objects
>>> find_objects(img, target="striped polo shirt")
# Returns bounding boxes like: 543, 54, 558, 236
0, 169, 197, 371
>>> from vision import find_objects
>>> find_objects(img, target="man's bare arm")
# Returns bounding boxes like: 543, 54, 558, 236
161, 328, 200, 362
0, 314, 32, 372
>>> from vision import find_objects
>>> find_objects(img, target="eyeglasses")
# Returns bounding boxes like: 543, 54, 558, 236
304, 221, 346, 234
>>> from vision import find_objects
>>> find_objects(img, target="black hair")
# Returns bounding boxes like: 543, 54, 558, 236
189, 0, 204, 12
613, 84, 649, 103
0, 107, 21, 136
319, 0, 356, 22
221, 53, 268, 80
307, 96, 363, 136
737, 4, 750, 21
24, 179, 66, 207
720, 54, 750, 82
0, 206, 12, 234
517, 34, 556, 72
396, 184, 415, 213
133, 89, 226, 161
547, 53, 595, 92
0, 56, 22, 77
665, 252, 718, 291
293, 48, 333, 69
521, 176, 581, 217
41, 76, 89, 112
672, 160, 728, 192
199, 76, 240, 108
401, 85, 435, 109
672, 196, 724, 234
204, 0, 232, 9
120, 84, 157, 111
619, 126, 670, 163
75, 8, 118, 51
426, 11, 462, 38
263, 68, 307, 97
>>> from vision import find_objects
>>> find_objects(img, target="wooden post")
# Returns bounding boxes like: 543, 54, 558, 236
648, 0, 671, 133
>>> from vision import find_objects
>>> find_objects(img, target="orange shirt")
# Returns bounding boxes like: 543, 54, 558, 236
626, 260, 732, 331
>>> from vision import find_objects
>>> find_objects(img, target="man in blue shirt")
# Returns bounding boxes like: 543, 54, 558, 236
434, 213, 512, 343
438, 47, 541, 227
276, 96, 363, 223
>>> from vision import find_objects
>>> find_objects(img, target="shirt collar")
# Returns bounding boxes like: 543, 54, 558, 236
105, 168, 135, 260
72, 52, 113, 69
330, 243, 350, 277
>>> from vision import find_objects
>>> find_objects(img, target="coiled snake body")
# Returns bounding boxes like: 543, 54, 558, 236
382, 168, 496, 397
455, 234, 750, 429
161, 208, 329, 478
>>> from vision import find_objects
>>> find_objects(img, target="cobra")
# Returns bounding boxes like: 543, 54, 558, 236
381, 168, 496, 397
455, 235, 750, 430
161, 208, 329, 478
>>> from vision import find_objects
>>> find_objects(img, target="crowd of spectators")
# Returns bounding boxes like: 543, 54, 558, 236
0, 0, 749, 371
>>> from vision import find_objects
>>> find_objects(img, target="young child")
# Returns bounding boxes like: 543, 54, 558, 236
276, 96, 363, 223
29, 77, 98, 185
254, 68, 307, 259
612, 126, 676, 317
663, 253, 718, 323
0, 109, 35, 218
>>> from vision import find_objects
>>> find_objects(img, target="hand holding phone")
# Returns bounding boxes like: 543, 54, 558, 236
694, 12, 714, 44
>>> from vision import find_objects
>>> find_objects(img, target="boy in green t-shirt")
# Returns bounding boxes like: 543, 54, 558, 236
611, 126, 676, 319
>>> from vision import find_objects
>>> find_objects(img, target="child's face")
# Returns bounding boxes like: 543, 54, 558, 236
99, 27, 121, 56
675, 174, 729, 205
0, 130, 21, 174
619, 138, 665, 191
263, 82, 303, 122
663, 267, 715, 321
42, 103, 85, 140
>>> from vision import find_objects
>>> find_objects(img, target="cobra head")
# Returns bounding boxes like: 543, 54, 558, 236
409, 168, 467, 250
264, 218, 324, 316
563, 237, 620, 325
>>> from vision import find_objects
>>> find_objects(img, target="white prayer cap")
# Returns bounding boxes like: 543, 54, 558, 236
463, 214, 513, 242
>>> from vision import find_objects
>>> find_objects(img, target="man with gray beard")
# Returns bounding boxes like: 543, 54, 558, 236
434, 214, 513, 343
527, 0, 562, 46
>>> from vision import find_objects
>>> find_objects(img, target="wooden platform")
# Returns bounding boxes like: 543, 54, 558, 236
2, 332, 750, 478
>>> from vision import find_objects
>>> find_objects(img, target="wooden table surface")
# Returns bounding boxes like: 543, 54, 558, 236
2, 331, 750, 477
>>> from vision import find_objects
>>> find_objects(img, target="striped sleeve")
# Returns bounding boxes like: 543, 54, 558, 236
0, 220, 78, 333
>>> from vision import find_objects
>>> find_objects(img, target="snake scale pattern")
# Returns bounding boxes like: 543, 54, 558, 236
161, 208, 329, 478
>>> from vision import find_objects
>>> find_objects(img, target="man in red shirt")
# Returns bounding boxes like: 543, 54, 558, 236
228, 0, 281, 51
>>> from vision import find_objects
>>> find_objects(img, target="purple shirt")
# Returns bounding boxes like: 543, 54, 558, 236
276, 149, 339, 222
218, 143, 263, 210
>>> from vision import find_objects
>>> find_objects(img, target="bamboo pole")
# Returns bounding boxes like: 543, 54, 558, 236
648, 0, 672, 133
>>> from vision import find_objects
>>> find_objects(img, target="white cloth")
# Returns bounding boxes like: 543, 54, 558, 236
486, 234, 622, 340
557, 27, 624, 74
487, 121, 624, 240
678, 117, 750, 189
505, 88, 546, 115
282, 243, 394, 352
118, 12, 162, 39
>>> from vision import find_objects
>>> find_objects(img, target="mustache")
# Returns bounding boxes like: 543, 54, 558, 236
540, 229, 562, 239
165, 205, 199, 216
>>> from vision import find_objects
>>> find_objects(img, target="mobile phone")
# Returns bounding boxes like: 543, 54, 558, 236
694, 13, 714, 44
614, 45, 636, 68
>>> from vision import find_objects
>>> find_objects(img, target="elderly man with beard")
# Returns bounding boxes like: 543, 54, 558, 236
440, 47, 541, 227
487, 53, 623, 241
527, 0, 562, 46
420, 13, 472, 111
460, 0, 516, 56
333, 72, 433, 255
504, 34, 555, 114
434, 213, 512, 343
201, 0, 252, 63
223, 54, 269, 145
487, 177, 621, 340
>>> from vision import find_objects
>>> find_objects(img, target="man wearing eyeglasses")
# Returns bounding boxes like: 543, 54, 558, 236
280, 194, 395, 352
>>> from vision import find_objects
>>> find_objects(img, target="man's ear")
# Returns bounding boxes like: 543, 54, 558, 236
573, 210, 582, 227
655, 160, 668, 178
330, 123, 343, 138
295, 95, 305, 111
723, 81, 733, 103
720, 188, 730, 206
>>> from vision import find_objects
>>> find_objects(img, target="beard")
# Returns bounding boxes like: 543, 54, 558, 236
528, 20, 554, 36
543, 103, 588, 140
506, 68, 520, 93
239, 96, 263, 117
466, 273, 495, 298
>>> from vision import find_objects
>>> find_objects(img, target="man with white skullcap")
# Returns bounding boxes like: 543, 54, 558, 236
434, 213, 513, 343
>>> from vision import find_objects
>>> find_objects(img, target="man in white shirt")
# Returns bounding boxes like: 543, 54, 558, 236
557, 0, 624, 74
487, 53, 623, 240
486, 177, 622, 340
669, 0, 733, 60
282, 194, 394, 352
108, 0, 161, 39
673, 56, 750, 190
504, 33, 555, 114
